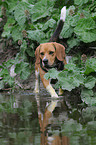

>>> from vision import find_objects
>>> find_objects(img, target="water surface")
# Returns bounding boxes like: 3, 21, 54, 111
0, 90, 96, 145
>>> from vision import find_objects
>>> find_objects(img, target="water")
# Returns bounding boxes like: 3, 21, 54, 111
0, 90, 96, 145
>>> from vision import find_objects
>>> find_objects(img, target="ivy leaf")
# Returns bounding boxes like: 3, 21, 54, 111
84, 76, 96, 89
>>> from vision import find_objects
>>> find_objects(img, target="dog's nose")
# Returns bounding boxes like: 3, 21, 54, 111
43, 59, 48, 64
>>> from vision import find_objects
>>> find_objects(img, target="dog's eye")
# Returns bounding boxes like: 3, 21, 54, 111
40, 52, 44, 56
49, 51, 54, 55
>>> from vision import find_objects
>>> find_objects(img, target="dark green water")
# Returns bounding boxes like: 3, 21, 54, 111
0, 90, 96, 145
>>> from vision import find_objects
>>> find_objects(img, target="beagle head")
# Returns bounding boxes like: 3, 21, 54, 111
35, 42, 66, 70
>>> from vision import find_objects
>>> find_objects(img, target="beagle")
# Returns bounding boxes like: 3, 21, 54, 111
34, 7, 67, 98
34, 42, 67, 98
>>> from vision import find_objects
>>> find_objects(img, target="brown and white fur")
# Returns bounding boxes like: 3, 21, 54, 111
34, 6, 67, 98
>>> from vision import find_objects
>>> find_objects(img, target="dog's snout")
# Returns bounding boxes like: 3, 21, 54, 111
43, 59, 48, 64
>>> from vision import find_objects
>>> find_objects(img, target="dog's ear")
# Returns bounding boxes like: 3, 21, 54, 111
35, 45, 41, 64
53, 42, 66, 61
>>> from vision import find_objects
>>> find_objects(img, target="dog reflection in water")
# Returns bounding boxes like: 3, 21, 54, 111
35, 95, 70, 145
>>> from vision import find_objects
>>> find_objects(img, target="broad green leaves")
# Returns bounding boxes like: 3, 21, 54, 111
1, 0, 57, 44
27, 30, 45, 43
31, 0, 55, 22
14, 2, 33, 26
74, 0, 89, 6
1, 0, 96, 50
0, 58, 31, 90
84, 76, 96, 89
60, 3, 96, 48
44, 68, 59, 80
81, 89, 96, 106
74, 18, 96, 43
15, 62, 30, 80
84, 58, 96, 75
44, 57, 96, 105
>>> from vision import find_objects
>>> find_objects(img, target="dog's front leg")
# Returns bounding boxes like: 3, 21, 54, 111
34, 68, 40, 93
40, 68, 58, 98
46, 83, 58, 98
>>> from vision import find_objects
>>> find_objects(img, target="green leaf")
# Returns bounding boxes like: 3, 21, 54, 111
81, 91, 96, 106
31, 0, 55, 22
0, 81, 4, 90
44, 68, 59, 80
71, 15, 80, 27
27, 30, 45, 43
15, 62, 30, 80
74, 18, 96, 43
1, 17, 15, 37
84, 76, 96, 89
74, 0, 89, 6
75, 18, 96, 31
67, 37, 80, 49
74, 74, 84, 85
0, 69, 9, 77
81, 89, 96, 105
64, 64, 77, 72
59, 78, 76, 91
84, 58, 96, 75
20, 40, 27, 55
87, 121, 96, 130
61, 24, 74, 38
81, 88, 93, 98
57, 71, 78, 91
12, 25, 23, 41
20, 68, 30, 80
79, 29, 96, 43
7, 0, 18, 12
14, 2, 32, 26
42, 19, 56, 31
15, 62, 28, 74
7, 77, 15, 86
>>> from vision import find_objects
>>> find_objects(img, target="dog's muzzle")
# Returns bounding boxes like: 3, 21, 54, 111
43, 58, 48, 65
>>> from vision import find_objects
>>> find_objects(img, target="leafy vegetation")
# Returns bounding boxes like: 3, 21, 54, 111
0, 0, 96, 101
45, 57, 96, 106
